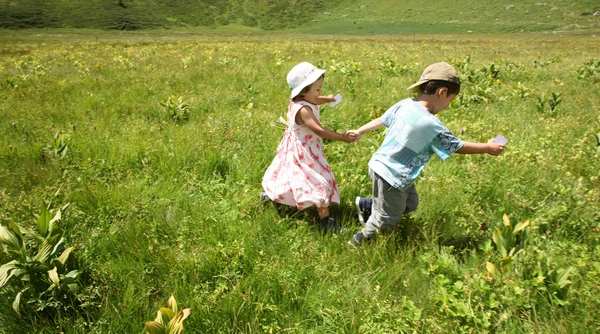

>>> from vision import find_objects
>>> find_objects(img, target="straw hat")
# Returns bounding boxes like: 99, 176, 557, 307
407, 62, 461, 93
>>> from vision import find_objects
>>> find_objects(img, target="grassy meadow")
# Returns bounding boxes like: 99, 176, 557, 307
1, 30, 600, 333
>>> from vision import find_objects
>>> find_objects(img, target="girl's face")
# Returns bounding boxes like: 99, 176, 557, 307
301, 77, 323, 104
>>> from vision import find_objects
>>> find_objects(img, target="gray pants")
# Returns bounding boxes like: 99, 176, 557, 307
360, 169, 419, 240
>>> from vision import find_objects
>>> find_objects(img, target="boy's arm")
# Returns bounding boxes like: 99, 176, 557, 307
345, 118, 385, 142
315, 95, 336, 105
457, 139, 504, 156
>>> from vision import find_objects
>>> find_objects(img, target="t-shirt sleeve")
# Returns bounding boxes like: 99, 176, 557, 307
380, 102, 402, 127
430, 128, 464, 160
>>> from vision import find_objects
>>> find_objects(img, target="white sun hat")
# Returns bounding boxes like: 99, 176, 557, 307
287, 62, 326, 99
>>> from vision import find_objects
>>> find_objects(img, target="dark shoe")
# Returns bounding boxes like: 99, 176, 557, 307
260, 192, 270, 202
320, 217, 341, 234
355, 197, 372, 225
348, 231, 364, 246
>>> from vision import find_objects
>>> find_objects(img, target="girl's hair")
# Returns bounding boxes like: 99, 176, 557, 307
420, 80, 461, 95
295, 74, 325, 99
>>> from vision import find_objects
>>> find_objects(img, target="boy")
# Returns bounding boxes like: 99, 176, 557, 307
346, 62, 505, 245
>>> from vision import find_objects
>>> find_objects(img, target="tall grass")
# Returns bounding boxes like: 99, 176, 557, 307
0, 31, 599, 332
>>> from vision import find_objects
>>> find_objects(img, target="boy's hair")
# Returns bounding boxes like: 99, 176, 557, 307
296, 74, 325, 99
419, 80, 461, 95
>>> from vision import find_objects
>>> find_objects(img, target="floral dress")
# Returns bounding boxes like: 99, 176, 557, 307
262, 101, 340, 210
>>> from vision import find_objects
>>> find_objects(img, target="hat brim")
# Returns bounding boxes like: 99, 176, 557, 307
290, 68, 326, 99
406, 79, 428, 94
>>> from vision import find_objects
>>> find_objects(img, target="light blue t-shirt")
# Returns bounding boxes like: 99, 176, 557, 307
368, 98, 464, 190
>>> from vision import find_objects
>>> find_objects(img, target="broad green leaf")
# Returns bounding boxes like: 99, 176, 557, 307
144, 321, 165, 334
499, 256, 513, 271
492, 228, 506, 257
37, 205, 51, 236
156, 310, 170, 326
7, 221, 24, 248
180, 308, 191, 321
513, 219, 530, 235
65, 269, 81, 279
160, 307, 175, 320
486, 262, 501, 282
502, 213, 511, 227
555, 267, 574, 288
67, 283, 79, 293
51, 236, 65, 258
13, 291, 22, 316
168, 295, 178, 314
48, 209, 62, 234
154, 310, 164, 324
48, 267, 60, 287
167, 313, 184, 332
501, 226, 515, 251
33, 239, 54, 263
171, 322, 184, 334
58, 246, 75, 264
0, 225, 21, 252
0, 260, 19, 288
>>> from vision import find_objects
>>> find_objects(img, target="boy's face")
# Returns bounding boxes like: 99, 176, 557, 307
441, 92, 457, 110
302, 77, 323, 104
432, 88, 457, 114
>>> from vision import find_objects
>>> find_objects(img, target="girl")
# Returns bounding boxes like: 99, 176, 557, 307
262, 62, 355, 233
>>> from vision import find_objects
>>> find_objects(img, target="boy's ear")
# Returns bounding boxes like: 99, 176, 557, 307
437, 87, 448, 97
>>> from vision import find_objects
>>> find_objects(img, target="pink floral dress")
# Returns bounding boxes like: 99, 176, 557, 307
262, 101, 340, 210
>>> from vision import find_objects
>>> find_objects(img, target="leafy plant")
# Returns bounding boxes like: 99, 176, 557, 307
536, 92, 562, 116
486, 214, 529, 282
375, 55, 409, 76
513, 82, 531, 99
576, 58, 600, 81
144, 295, 192, 334
53, 131, 69, 159
160, 96, 190, 122
0, 203, 84, 316
548, 92, 563, 114
535, 93, 548, 113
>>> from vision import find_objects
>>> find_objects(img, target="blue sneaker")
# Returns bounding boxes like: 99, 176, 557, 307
355, 197, 372, 225
347, 231, 364, 247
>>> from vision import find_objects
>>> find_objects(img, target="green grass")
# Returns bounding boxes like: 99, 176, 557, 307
0, 30, 600, 332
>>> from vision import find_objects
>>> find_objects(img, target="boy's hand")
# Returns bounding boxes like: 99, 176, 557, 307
486, 139, 505, 156
346, 130, 361, 142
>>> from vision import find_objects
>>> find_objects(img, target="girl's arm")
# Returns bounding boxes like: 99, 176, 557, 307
297, 106, 353, 143
315, 95, 336, 105
457, 139, 504, 156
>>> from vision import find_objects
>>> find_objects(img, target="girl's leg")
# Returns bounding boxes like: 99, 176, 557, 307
317, 206, 329, 219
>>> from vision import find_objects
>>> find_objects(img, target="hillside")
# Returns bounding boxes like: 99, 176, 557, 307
0, 0, 345, 31
306, 0, 600, 34
0, 0, 599, 33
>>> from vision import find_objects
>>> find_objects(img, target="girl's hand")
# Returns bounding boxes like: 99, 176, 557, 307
342, 133, 357, 143
346, 130, 361, 142
315, 95, 336, 104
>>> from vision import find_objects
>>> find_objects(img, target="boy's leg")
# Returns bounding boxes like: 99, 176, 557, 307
404, 184, 419, 214
359, 169, 409, 240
